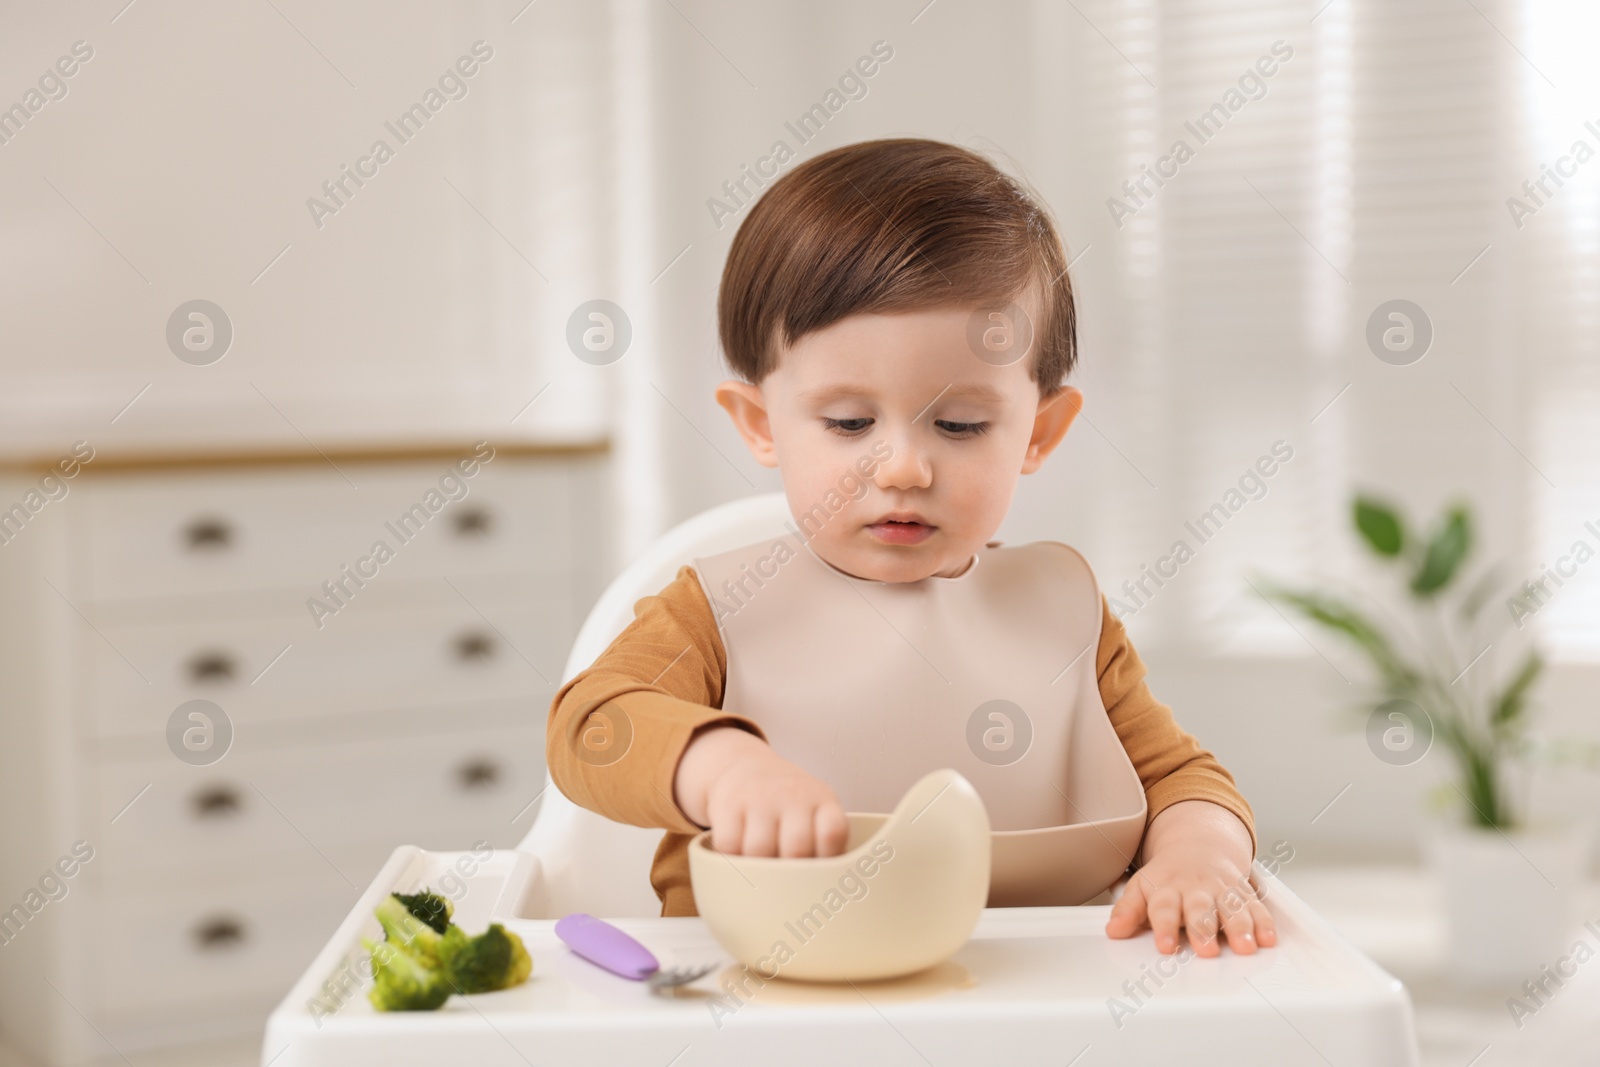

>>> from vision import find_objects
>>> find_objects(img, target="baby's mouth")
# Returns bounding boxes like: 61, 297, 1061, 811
865, 519, 936, 545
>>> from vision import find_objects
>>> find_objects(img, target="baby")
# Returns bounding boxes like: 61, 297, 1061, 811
548, 137, 1274, 957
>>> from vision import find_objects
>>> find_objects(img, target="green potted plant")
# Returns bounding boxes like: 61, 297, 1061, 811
1260, 496, 1594, 983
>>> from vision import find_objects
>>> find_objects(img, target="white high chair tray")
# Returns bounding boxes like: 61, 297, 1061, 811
263, 846, 1420, 1067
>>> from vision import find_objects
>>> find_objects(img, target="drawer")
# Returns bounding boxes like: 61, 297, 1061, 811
90, 721, 546, 884
86, 593, 569, 736
90, 871, 355, 1021
81, 459, 573, 601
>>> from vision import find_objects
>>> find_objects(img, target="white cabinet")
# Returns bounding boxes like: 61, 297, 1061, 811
0, 444, 605, 1065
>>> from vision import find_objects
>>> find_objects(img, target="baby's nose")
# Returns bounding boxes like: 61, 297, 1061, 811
870, 432, 933, 490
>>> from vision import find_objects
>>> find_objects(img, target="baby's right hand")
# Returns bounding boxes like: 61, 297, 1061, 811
675, 726, 850, 859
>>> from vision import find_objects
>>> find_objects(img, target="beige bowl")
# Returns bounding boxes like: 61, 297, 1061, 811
687, 768, 991, 982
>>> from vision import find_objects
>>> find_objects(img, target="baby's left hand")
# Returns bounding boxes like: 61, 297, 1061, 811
1104, 800, 1277, 957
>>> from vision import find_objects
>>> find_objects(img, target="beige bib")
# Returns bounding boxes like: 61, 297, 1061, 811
692, 526, 1146, 907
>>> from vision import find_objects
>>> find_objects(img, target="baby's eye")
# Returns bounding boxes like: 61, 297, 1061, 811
936, 420, 991, 437
822, 417, 872, 435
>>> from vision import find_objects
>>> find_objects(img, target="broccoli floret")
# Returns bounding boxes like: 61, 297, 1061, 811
374, 894, 442, 966
362, 936, 453, 1012
363, 890, 530, 1011
437, 922, 533, 994
392, 889, 453, 934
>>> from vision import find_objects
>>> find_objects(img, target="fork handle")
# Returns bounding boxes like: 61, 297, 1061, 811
555, 912, 660, 980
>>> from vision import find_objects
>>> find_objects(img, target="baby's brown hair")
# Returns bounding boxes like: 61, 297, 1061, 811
717, 137, 1078, 397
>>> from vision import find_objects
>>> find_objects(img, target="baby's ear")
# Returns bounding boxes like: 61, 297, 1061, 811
714, 380, 779, 468
1022, 385, 1083, 474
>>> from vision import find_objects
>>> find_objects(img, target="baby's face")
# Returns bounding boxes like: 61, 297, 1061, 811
716, 303, 1080, 583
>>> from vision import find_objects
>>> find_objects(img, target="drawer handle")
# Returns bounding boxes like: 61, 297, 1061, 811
193, 916, 246, 950
453, 507, 494, 538
191, 784, 242, 818
453, 631, 496, 663
187, 651, 237, 684
183, 517, 234, 551
455, 757, 501, 791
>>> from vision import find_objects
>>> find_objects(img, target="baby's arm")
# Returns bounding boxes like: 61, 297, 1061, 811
1091, 599, 1277, 955
546, 564, 847, 858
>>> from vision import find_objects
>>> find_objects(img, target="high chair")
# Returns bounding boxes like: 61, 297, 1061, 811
263, 492, 1422, 1066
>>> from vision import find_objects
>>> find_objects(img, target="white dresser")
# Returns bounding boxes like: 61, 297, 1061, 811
0, 440, 606, 1065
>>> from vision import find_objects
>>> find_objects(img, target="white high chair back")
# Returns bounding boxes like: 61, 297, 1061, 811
517, 491, 794, 918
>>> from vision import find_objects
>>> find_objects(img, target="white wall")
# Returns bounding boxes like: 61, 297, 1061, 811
0, 0, 609, 445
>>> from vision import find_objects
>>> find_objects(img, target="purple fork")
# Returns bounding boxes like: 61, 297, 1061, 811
555, 913, 716, 992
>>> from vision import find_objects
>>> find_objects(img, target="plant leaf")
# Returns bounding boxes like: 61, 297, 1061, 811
1411, 506, 1471, 596
1353, 497, 1405, 557
1257, 582, 1417, 691
1490, 649, 1543, 731
1457, 562, 1506, 622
